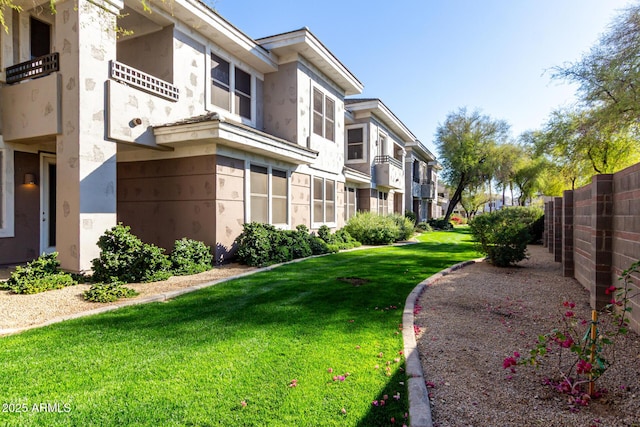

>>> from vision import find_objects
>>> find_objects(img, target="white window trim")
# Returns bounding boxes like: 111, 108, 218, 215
377, 130, 389, 157
310, 85, 337, 142
345, 124, 367, 163
312, 175, 337, 227
245, 161, 290, 228
206, 47, 258, 127
344, 185, 357, 221
0, 146, 15, 238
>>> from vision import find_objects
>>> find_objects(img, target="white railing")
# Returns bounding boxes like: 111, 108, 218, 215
109, 61, 179, 102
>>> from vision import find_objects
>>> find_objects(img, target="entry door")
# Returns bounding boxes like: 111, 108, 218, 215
40, 154, 56, 254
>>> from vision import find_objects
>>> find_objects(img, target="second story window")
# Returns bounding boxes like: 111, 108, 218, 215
211, 53, 230, 110
313, 88, 335, 141
347, 127, 364, 161
31, 17, 51, 59
235, 67, 251, 120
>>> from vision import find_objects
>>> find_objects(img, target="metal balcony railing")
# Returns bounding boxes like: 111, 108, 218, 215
6, 53, 59, 84
374, 155, 403, 170
110, 60, 179, 102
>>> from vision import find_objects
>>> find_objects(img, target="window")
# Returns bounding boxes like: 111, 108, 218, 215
313, 177, 335, 223
344, 186, 357, 220
312, 88, 335, 141
30, 17, 51, 59
211, 53, 230, 110
250, 165, 288, 225
250, 165, 268, 224
378, 191, 389, 215
272, 169, 287, 224
347, 127, 364, 161
378, 134, 387, 157
234, 67, 251, 120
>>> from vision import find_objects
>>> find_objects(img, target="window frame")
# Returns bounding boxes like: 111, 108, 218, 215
346, 124, 366, 162
207, 49, 256, 125
344, 185, 357, 221
312, 176, 336, 226
0, 147, 15, 238
311, 87, 336, 142
377, 191, 389, 215
247, 163, 289, 227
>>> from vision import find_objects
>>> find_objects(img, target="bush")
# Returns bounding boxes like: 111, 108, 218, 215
391, 214, 415, 241
427, 218, 453, 230
317, 225, 361, 250
83, 282, 138, 303
416, 221, 433, 233
345, 212, 400, 245
468, 207, 543, 267
170, 238, 213, 276
450, 214, 467, 225
5, 252, 77, 294
405, 210, 417, 225
529, 214, 545, 244
91, 224, 172, 284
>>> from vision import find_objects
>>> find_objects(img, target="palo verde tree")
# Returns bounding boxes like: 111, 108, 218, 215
435, 107, 510, 222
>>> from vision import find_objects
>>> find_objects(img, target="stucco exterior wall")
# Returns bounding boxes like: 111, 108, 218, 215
263, 61, 298, 143
117, 25, 174, 83
0, 73, 61, 142
214, 155, 245, 262
117, 155, 217, 253
0, 151, 39, 264
297, 61, 344, 176
290, 171, 310, 228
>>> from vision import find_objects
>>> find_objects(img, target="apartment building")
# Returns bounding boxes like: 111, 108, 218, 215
0, 0, 438, 272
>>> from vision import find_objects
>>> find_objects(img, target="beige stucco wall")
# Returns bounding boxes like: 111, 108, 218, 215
214, 155, 245, 262
263, 61, 298, 142
117, 25, 174, 83
290, 171, 310, 228
0, 73, 61, 142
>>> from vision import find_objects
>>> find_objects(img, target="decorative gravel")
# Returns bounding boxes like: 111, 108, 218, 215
415, 245, 640, 427
0, 264, 254, 335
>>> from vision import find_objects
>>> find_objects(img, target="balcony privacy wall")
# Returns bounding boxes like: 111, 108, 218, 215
545, 162, 640, 333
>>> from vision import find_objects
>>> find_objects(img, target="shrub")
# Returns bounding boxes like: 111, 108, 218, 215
529, 214, 545, 244
345, 212, 399, 245
91, 224, 172, 284
468, 207, 543, 267
317, 225, 361, 250
416, 221, 433, 233
235, 222, 276, 267
170, 238, 213, 276
427, 218, 453, 230
308, 235, 332, 255
404, 210, 417, 225
450, 214, 467, 225
5, 252, 77, 294
391, 214, 415, 241
83, 281, 138, 303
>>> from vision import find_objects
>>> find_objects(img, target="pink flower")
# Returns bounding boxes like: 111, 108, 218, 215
240, 400, 247, 407
577, 359, 593, 374
327, 368, 333, 373
513, 351, 520, 358
383, 394, 388, 400
372, 400, 379, 406
502, 356, 517, 369
605, 285, 617, 295
391, 417, 395, 423
565, 311, 575, 318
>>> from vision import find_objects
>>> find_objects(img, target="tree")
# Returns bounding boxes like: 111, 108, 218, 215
554, 4, 640, 128
512, 155, 545, 206
435, 108, 510, 222
460, 184, 492, 220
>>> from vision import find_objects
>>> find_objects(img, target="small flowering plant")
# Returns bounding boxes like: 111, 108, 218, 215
504, 260, 639, 407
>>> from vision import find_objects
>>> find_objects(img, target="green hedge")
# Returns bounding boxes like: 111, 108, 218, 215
4, 252, 77, 294
344, 212, 414, 245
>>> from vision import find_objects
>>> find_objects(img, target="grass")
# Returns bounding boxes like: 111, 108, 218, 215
0, 229, 479, 426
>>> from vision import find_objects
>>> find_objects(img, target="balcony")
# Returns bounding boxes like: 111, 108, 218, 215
1, 56, 61, 142
374, 155, 404, 190
109, 61, 179, 102
5, 53, 59, 85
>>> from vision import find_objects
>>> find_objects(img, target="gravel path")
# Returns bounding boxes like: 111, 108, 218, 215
415, 245, 640, 427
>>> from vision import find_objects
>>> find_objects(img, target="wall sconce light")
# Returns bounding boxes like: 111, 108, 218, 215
24, 173, 37, 185
130, 117, 143, 127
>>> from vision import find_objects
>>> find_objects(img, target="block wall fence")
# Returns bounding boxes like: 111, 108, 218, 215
544, 162, 640, 334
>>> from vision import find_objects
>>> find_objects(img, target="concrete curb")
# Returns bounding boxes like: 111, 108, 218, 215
403, 258, 484, 427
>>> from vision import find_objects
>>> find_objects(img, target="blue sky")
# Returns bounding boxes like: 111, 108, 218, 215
214, 0, 635, 154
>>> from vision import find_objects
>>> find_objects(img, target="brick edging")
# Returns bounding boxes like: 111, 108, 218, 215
403, 258, 483, 427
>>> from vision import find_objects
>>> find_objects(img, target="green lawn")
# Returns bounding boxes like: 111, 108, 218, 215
0, 229, 479, 427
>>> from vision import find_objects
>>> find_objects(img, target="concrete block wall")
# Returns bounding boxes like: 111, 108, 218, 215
546, 163, 640, 333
